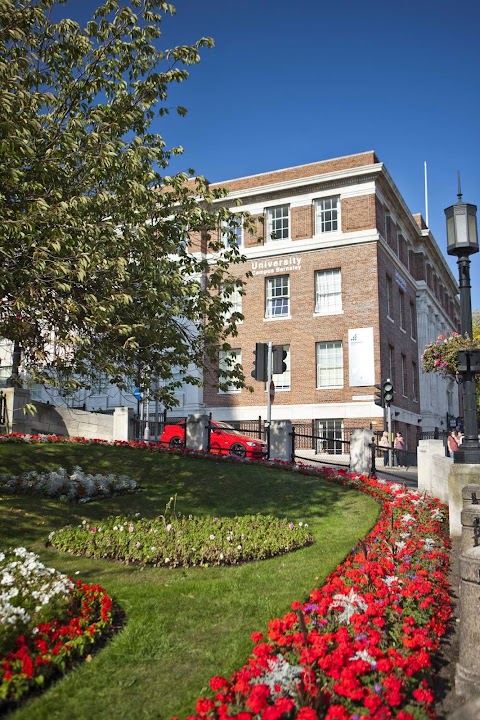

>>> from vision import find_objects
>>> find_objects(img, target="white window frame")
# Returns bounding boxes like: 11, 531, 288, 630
218, 348, 242, 394
314, 269, 342, 315
221, 217, 243, 248
316, 341, 343, 389
266, 205, 289, 241
314, 196, 340, 234
315, 418, 344, 455
220, 283, 242, 321
265, 275, 290, 319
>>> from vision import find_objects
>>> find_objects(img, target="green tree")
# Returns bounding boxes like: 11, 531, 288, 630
0, 0, 246, 407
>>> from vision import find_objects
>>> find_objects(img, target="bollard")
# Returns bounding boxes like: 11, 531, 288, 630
460, 503, 480, 554
456, 545, 480, 698
462, 484, 480, 509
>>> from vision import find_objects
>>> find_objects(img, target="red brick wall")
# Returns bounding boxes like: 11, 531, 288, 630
211, 151, 378, 194
203, 243, 383, 408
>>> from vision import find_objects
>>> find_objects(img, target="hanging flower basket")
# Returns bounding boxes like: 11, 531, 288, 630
421, 332, 478, 379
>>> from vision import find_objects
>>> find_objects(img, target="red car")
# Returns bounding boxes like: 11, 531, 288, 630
160, 420, 267, 459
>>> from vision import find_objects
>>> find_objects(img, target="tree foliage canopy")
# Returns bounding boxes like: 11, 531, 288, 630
0, 0, 246, 407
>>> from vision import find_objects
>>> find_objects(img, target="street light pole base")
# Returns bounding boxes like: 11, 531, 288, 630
454, 444, 480, 465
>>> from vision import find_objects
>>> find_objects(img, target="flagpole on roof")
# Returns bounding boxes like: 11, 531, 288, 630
424, 160, 429, 228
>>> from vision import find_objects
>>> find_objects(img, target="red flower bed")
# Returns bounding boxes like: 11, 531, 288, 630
0, 581, 115, 710
173, 473, 451, 720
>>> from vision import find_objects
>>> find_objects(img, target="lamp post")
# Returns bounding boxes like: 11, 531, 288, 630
445, 177, 480, 464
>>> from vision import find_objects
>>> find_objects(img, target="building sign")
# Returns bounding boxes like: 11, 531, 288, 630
348, 327, 375, 387
251, 256, 302, 276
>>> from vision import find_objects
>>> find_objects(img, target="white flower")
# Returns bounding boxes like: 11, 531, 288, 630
382, 575, 400, 587
329, 588, 367, 625
350, 649, 376, 667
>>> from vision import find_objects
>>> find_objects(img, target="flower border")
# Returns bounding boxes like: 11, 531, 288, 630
0, 580, 115, 710
0, 434, 451, 718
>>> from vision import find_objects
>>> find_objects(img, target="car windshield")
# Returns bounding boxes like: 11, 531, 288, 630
214, 422, 264, 442
214, 421, 242, 435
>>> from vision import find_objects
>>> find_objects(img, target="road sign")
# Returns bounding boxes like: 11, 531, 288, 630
133, 387, 143, 401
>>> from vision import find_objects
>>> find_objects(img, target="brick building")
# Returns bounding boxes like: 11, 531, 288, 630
196, 151, 460, 451
3, 151, 459, 450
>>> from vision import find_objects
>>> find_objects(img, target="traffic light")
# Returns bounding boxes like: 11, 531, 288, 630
272, 345, 288, 374
383, 379, 394, 405
251, 343, 268, 382
374, 384, 383, 407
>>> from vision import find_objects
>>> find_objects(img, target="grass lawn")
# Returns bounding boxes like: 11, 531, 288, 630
0, 443, 380, 720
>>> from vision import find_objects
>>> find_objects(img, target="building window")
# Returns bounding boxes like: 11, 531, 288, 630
316, 341, 343, 388
314, 269, 342, 314
386, 275, 393, 319
401, 354, 407, 396
222, 218, 242, 247
221, 283, 242, 320
271, 344, 290, 390
399, 290, 406, 330
410, 302, 417, 340
384, 210, 390, 243
412, 362, 418, 401
219, 349, 241, 394
388, 345, 395, 385
266, 276, 289, 319
315, 418, 344, 455
266, 205, 289, 241
314, 197, 339, 234
91, 373, 108, 395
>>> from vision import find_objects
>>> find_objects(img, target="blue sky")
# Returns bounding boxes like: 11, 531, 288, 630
72, 0, 480, 312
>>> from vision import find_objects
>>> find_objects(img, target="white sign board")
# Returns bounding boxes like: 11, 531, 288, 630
348, 327, 375, 387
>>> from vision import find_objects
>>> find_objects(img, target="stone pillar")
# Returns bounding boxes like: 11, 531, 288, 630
2, 387, 33, 435
448, 464, 480, 537
113, 407, 134, 442
456, 545, 480, 697
417, 439, 445, 497
269, 420, 292, 462
462, 484, 480, 508
460, 504, 480, 554
349, 429, 375, 475
185, 414, 209, 452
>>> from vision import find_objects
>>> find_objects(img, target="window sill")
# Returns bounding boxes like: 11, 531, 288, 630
316, 386, 344, 390
264, 315, 291, 322
313, 309, 344, 317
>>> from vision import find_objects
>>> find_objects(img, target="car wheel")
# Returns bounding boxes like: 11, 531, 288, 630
169, 436, 184, 449
229, 442, 246, 458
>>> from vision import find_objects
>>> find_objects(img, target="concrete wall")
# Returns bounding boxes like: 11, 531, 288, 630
0, 388, 133, 442
31, 402, 115, 440
417, 439, 451, 504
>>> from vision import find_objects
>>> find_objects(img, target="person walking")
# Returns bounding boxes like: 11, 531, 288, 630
447, 430, 459, 458
378, 431, 390, 465
394, 432, 405, 467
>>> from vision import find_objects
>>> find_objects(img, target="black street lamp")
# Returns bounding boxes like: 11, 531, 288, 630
445, 177, 480, 464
